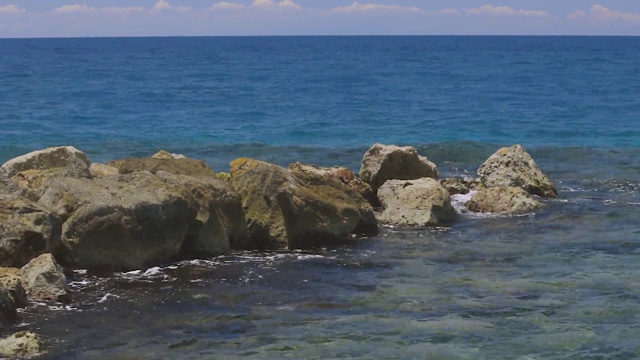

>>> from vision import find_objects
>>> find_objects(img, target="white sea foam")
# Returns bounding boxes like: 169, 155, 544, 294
97, 293, 120, 303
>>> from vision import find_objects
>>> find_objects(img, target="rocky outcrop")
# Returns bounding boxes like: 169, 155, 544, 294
0, 173, 19, 196
109, 157, 214, 177
89, 163, 119, 177
377, 178, 457, 227
0, 332, 43, 358
230, 158, 377, 249
0, 267, 28, 308
466, 187, 544, 214
0, 146, 90, 179
20, 253, 71, 303
359, 143, 438, 193
477, 144, 557, 198
0, 196, 62, 267
152, 149, 186, 160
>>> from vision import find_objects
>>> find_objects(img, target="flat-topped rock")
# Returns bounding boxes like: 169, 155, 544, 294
0, 146, 90, 179
466, 187, 545, 214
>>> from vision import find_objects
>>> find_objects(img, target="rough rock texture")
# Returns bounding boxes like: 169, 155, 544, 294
37, 173, 196, 270
0, 173, 19, 196
290, 162, 377, 207
466, 187, 544, 214
0, 267, 28, 308
477, 144, 557, 198
359, 143, 438, 193
440, 178, 475, 196
154, 172, 249, 254
377, 178, 457, 227
152, 150, 186, 160
230, 158, 376, 249
0, 146, 90, 179
89, 163, 119, 177
20, 253, 71, 303
109, 157, 214, 177
0, 286, 17, 324
0, 196, 62, 267
0, 331, 43, 358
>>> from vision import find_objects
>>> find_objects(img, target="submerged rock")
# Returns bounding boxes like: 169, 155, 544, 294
477, 144, 557, 198
359, 143, 438, 193
466, 187, 544, 214
230, 158, 377, 249
0, 146, 90, 179
109, 157, 214, 177
0, 331, 43, 358
0, 196, 62, 267
21, 253, 71, 303
0, 267, 28, 308
377, 178, 457, 227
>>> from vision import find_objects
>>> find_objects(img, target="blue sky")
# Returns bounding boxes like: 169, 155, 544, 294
1, 1, 640, 37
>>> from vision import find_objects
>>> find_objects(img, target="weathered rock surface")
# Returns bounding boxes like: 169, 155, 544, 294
440, 178, 480, 196
0, 286, 17, 324
466, 187, 544, 214
0, 196, 62, 267
0, 267, 28, 308
21, 253, 71, 303
0, 146, 90, 179
477, 144, 557, 198
230, 158, 376, 249
89, 163, 119, 177
152, 149, 186, 160
109, 157, 214, 177
0, 173, 19, 196
377, 178, 457, 227
359, 143, 438, 193
0, 331, 43, 358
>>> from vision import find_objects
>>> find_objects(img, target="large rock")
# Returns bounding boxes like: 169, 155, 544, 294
0, 267, 28, 308
0, 196, 62, 267
477, 144, 557, 198
0, 146, 90, 179
377, 178, 457, 227
230, 158, 376, 249
38, 173, 196, 270
20, 253, 71, 303
0, 332, 43, 358
0, 173, 19, 196
359, 143, 438, 193
466, 187, 544, 214
109, 157, 214, 177
0, 286, 17, 325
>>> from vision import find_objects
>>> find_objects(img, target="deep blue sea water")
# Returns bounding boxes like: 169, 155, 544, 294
1, 36, 640, 359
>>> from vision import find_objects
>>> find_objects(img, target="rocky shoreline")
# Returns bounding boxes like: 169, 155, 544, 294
0, 143, 556, 358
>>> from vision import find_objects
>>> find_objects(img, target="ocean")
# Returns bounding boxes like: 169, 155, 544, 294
1, 36, 640, 358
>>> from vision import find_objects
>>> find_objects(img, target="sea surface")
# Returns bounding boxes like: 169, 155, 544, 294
1, 36, 640, 359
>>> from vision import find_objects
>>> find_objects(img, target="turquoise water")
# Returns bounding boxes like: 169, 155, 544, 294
1, 36, 640, 358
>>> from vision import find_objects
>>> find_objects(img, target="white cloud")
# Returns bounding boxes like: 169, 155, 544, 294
568, 5, 640, 22
465, 5, 548, 17
332, 1, 420, 14
251, 0, 300, 9
0, 4, 24, 14
153, 0, 190, 12
209, 1, 246, 11
53, 4, 145, 14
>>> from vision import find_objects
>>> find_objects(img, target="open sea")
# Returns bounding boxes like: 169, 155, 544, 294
1, 36, 640, 359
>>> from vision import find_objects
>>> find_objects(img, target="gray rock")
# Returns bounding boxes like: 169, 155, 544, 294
359, 143, 438, 193
0, 286, 17, 325
466, 187, 544, 214
0, 196, 62, 267
0, 146, 90, 179
0, 331, 43, 358
0, 267, 28, 308
21, 253, 71, 303
377, 178, 457, 227
477, 144, 557, 198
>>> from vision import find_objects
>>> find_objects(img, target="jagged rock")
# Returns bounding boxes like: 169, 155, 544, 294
20, 253, 71, 303
230, 158, 376, 249
0, 331, 43, 358
0, 196, 62, 267
440, 177, 481, 196
466, 187, 544, 214
377, 178, 457, 227
0, 173, 19, 196
0, 267, 28, 308
89, 163, 119, 177
152, 149, 186, 160
0, 146, 90, 179
38, 173, 196, 270
477, 144, 557, 198
109, 157, 214, 177
359, 143, 438, 193
0, 286, 17, 325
